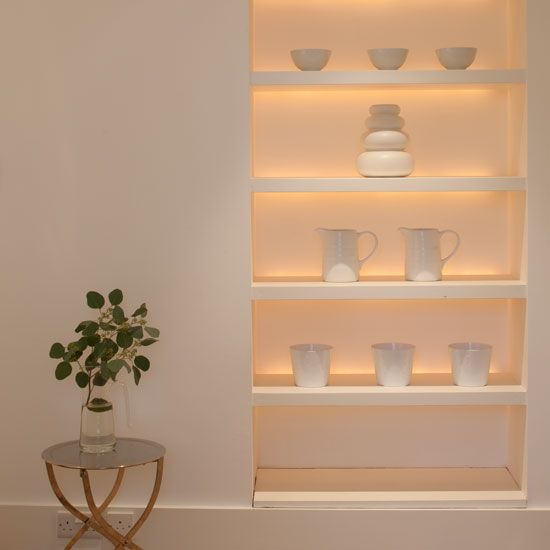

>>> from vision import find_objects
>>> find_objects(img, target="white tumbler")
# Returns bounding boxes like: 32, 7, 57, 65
290, 344, 332, 388
372, 342, 415, 386
449, 342, 492, 387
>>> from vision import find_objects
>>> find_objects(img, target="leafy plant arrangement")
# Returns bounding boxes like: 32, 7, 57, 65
49, 289, 159, 408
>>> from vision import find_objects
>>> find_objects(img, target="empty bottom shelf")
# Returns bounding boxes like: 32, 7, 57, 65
254, 468, 525, 509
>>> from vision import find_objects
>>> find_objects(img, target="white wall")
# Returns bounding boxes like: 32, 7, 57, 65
3, 1, 550, 549
0, 0, 252, 508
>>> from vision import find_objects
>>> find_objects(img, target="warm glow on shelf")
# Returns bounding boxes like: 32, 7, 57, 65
253, 84, 524, 178
254, 87, 497, 98
253, 299, 525, 380
252, 191, 525, 279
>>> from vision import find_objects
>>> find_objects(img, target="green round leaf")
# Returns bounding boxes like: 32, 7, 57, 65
87, 398, 112, 412
75, 371, 90, 388
144, 327, 160, 338
55, 361, 72, 380
82, 322, 99, 337
112, 306, 126, 325
100, 363, 112, 382
93, 371, 107, 386
132, 304, 147, 317
140, 338, 158, 346
75, 321, 92, 333
49, 343, 65, 359
86, 334, 101, 347
116, 331, 133, 349
86, 291, 105, 309
131, 326, 143, 339
134, 356, 150, 372
107, 359, 125, 374
84, 351, 98, 367
98, 339, 118, 361
132, 366, 142, 385
63, 349, 83, 362
108, 289, 123, 306
77, 337, 90, 349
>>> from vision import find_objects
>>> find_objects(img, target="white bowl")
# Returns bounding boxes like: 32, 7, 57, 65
290, 49, 332, 71
370, 104, 400, 116
365, 114, 405, 131
362, 130, 409, 151
357, 151, 414, 177
368, 48, 408, 70
436, 47, 477, 70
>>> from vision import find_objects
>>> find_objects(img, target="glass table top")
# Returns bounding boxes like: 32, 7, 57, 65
42, 438, 165, 470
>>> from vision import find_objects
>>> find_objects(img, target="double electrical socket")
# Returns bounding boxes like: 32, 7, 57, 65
57, 510, 135, 539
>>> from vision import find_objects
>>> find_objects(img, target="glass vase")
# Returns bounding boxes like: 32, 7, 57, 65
80, 387, 116, 453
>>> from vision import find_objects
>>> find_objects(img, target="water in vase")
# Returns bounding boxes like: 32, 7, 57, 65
80, 398, 116, 453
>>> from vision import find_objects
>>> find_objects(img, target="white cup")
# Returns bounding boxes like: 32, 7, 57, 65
290, 49, 332, 71
290, 344, 332, 388
368, 48, 409, 70
449, 342, 492, 387
436, 47, 477, 70
372, 343, 415, 387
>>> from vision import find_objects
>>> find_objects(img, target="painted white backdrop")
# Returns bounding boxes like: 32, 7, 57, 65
0, 0, 251, 511
2, 1, 550, 549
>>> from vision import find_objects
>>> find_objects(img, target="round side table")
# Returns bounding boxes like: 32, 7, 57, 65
42, 438, 165, 549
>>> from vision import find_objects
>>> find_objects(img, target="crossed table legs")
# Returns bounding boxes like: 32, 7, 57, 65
46, 458, 164, 549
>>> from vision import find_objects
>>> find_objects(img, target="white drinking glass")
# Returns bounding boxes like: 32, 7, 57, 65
290, 344, 332, 388
449, 342, 492, 387
372, 343, 415, 387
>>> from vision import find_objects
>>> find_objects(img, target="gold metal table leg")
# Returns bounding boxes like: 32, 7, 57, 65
114, 457, 164, 549
46, 459, 163, 549
46, 463, 124, 548
81, 469, 141, 549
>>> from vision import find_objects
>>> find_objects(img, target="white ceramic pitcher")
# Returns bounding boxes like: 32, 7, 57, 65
399, 227, 460, 281
316, 228, 378, 282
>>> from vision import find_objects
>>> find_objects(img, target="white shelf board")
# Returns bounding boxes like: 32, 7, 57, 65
251, 177, 526, 193
253, 373, 525, 406
251, 70, 526, 87
252, 278, 527, 300
253, 468, 526, 509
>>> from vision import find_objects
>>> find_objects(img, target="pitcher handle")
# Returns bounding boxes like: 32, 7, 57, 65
439, 229, 460, 265
358, 231, 379, 266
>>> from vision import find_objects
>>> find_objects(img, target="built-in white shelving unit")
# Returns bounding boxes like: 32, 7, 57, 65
252, 279, 526, 300
250, 0, 527, 510
251, 69, 525, 87
254, 468, 526, 509
251, 177, 526, 193
253, 373, 525, 407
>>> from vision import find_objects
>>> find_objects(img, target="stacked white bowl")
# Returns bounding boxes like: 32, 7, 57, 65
356, 104, 414, 177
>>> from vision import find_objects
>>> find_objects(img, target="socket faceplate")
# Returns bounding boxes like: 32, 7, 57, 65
56, 511, 100, 539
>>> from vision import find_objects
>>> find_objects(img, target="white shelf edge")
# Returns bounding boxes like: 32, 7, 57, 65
251, 280, 527, 300
251, 69, 526, 87
252, 385, 527, 406
253, 468, 526, 509
253, 490, 527, 509
250, 177, 527, 193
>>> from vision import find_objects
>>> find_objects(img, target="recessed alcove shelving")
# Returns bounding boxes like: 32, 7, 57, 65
249, 0, 527, 509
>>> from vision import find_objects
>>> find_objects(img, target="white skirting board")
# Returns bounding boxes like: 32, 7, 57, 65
3, 505, 550, 550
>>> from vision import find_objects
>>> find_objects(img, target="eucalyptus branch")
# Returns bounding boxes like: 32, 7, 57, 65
49, 289, 159, 402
